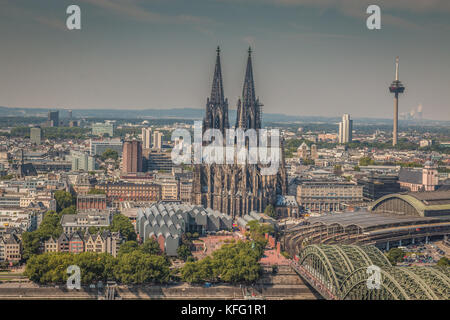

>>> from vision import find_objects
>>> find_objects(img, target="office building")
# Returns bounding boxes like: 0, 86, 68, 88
71, 151, 96, 172
141, 127, 152, 149
47, 111, 59, 127
122, 140, 143, 173
357, 174, 401, 201
152, 131, 163, 150
296, 181, 363, 213
338, 114, 353, 144
145, 150, 173, 172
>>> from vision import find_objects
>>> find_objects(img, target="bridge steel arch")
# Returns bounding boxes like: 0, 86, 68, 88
297, 244, 450, 300
297, 244, 391, 298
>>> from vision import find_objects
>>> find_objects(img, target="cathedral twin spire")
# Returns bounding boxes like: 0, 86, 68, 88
210, 46, 225, 106
204, 46, 261, 134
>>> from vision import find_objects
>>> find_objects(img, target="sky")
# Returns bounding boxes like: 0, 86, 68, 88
0, 0, 449, 120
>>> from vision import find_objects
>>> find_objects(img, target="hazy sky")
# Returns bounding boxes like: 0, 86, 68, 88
0, 0, 449, 120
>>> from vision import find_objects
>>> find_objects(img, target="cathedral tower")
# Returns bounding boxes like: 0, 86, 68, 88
203, 46, 229, 135
236, 47, 262, 130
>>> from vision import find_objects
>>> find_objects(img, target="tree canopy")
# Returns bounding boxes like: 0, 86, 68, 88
100, 148, 119, 161
111, 214, 137, 241
88, 188, 106, 195
54, 190, 74, 212
386, 248, 405, 265
264, 204, 276, 219
181, 241, 264, 284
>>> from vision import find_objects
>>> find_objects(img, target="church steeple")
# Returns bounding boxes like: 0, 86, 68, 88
204, 46, 229, 134
243, 47, 256, 109
236, 47, 261, 130
210, 46, 225, 105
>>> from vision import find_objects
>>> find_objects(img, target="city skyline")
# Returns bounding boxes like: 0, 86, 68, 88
0, 0, 449, 120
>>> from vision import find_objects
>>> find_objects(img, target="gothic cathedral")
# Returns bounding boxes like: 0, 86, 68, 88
191, 47, 287, 218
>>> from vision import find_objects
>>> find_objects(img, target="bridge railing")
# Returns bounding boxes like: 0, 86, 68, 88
289, 260, 338, 300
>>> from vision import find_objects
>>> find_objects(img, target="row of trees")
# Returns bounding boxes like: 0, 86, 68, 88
25, 239, 171, 285
359, 156, 425, 168
8, 127, 90, 140
180, 240, 265, 284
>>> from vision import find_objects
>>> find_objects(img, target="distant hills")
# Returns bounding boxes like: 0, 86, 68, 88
0, 106, 448, 126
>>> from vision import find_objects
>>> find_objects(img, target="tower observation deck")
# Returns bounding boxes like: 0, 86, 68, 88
389, 56, 405, 147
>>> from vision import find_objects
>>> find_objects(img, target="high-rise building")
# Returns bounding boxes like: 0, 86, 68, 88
145, 150, 173, 172
71, 151, 96, 171
30, 127, 41, 145
389, 56, 405, 147
141, 128, 152, 149
152, 131, 163, 150
338, 114, 353, 144
48, 111, 59, 127
122, 140, 142, 173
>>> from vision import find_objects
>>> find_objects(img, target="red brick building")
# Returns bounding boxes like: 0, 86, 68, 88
122, 140, 143, 174
76, 194, 107, 210
97, 182, 161, 206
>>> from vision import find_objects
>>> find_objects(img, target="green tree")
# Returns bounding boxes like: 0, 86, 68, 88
437, 257, 450, 267
37, 211, 63, 240
88, 188, 106, 195
22, 210, 63, 261
302, 158, 315, 165
176, 244, 192, 261
140, 238, 162, 255
386, 248, 405, 265
359, 156, 375, 166
181, 257, 214, 283
88, 226, 108, 234
247, 220, 273, 243
111, 214, 136, 241
181, 241, 264, 284
113, 251, 170, 284
54, 190, 73, 212
264, 204, 276, 219
21, 231, 41, 260
101, 148, 119, 161
118, 241, 139, 255
60, 205, 76, 215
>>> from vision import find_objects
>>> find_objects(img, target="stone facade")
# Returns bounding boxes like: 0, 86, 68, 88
191, 48, 287, 218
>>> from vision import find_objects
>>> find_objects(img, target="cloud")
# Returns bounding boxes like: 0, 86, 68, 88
79, 0, 214, 26
271, 0, 450, 14
33, 16, 67, 31
223, 0, 450, 29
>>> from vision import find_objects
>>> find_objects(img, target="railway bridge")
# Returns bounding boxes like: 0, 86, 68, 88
290, 244, 450, 300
